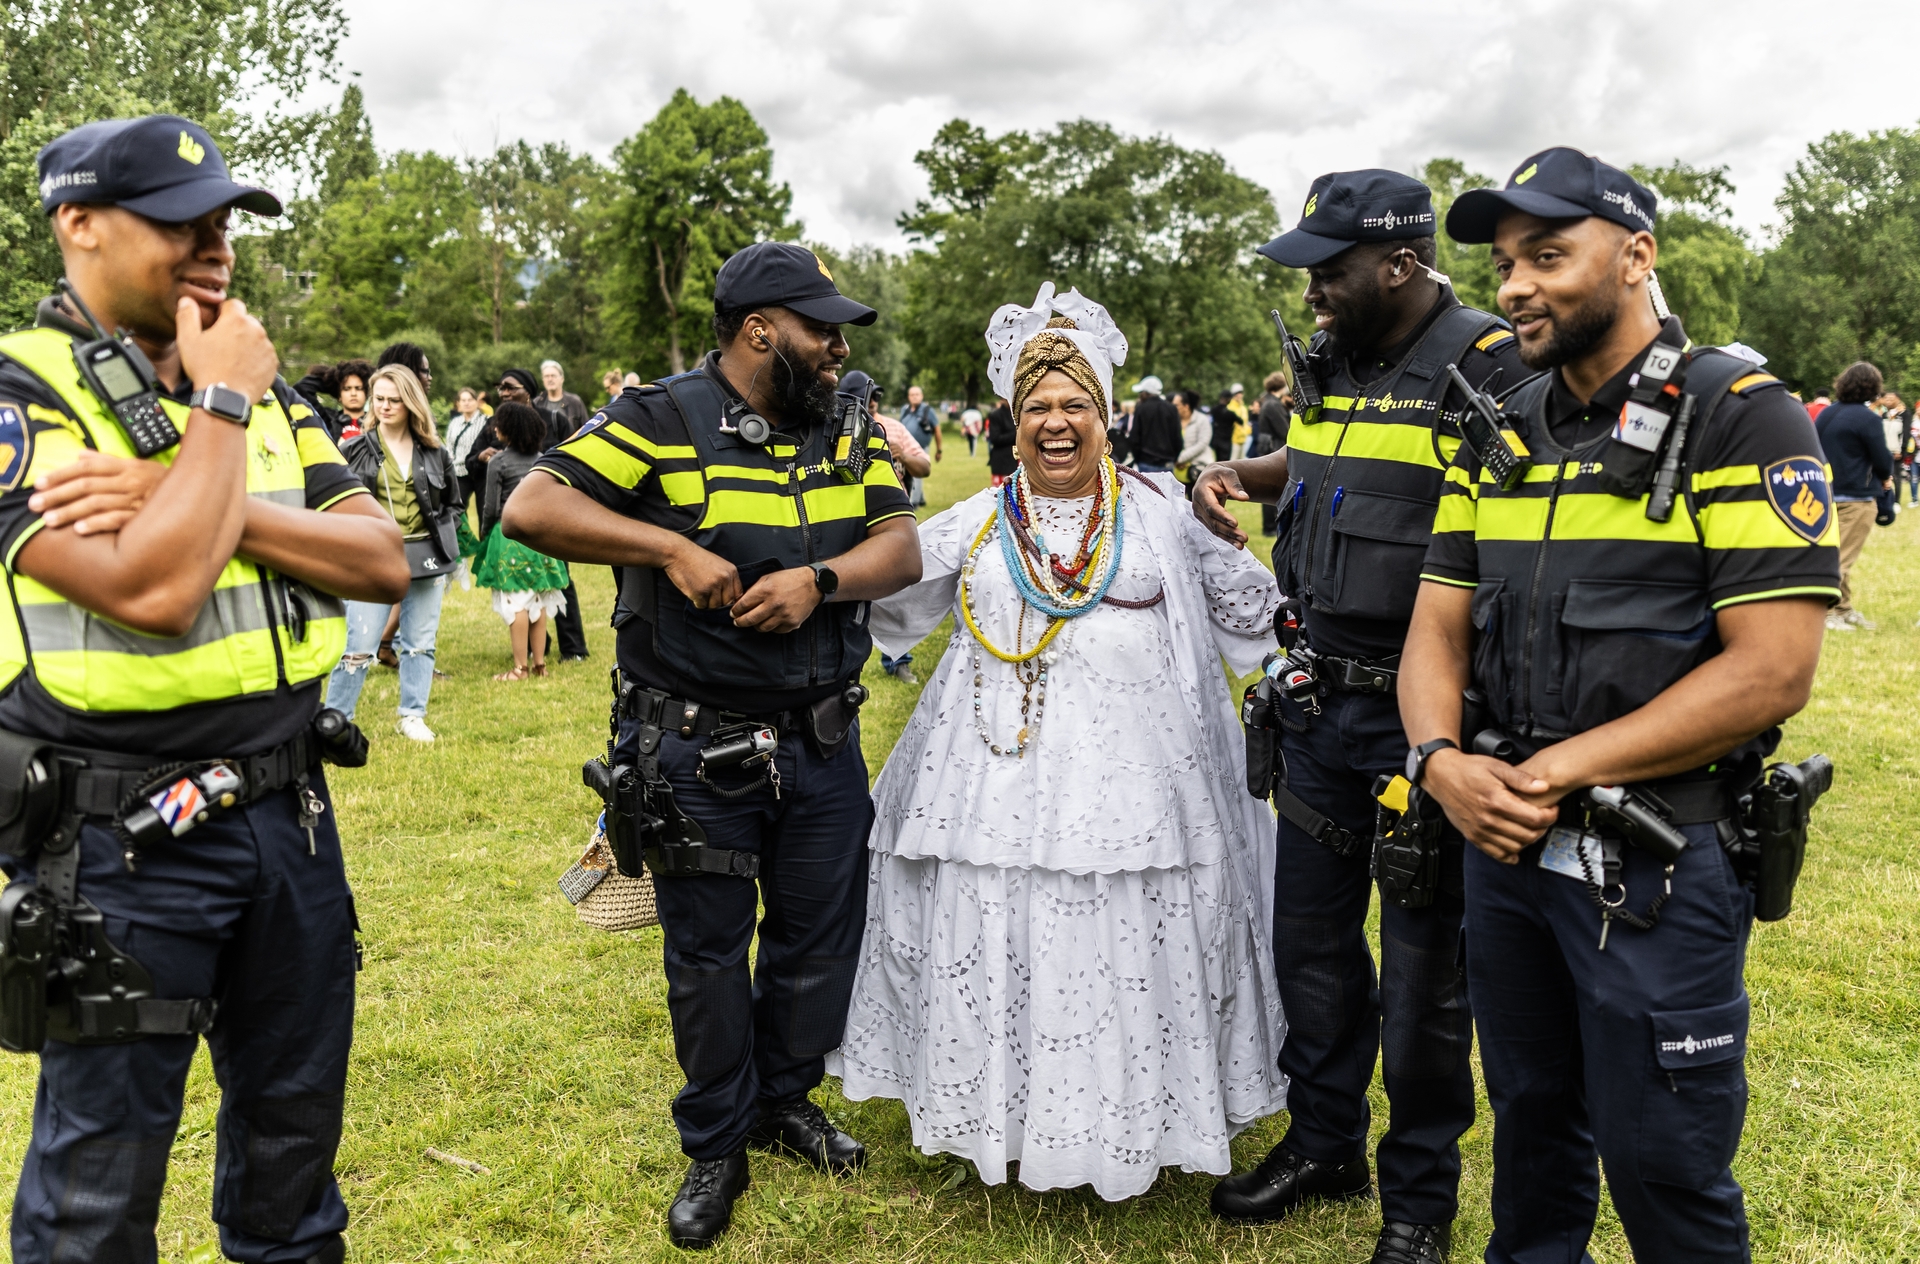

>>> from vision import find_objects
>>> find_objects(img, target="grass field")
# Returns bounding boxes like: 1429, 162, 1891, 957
3, 434, 1918, 1263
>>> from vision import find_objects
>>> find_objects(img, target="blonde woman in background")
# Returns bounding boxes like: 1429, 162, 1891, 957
326, 366, 462, 741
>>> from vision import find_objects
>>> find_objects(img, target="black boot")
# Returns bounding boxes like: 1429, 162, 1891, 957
301, 1242, 346, 1264
667, 1151, 750, 1250
1209, 1141, 1372, 1222
746, 1097, 867, 1175
1371, 1220, 1451, 1263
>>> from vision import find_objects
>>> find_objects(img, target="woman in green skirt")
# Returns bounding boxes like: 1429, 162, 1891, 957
474, 402, 571, 680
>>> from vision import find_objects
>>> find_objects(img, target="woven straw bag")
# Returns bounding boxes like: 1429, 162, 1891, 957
559, 825, 658, 932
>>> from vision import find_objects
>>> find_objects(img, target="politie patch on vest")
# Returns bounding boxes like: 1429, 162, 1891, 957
575, 411, 610, 438
0, 402, 32, 493
1762, 456, 1832, 543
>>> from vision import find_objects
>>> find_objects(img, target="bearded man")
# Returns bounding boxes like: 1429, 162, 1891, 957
502, 242, 922, 1249
1193, 170, 1527, 1264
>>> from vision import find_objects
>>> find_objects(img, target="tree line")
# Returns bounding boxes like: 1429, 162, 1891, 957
5, 2, 1919, 406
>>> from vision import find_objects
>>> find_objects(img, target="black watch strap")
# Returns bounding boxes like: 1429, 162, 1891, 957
1406, 737, 1459, 788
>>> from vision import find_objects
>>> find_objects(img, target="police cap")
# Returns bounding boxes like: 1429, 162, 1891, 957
1256, 170, 1437, 269
714, 243, 877, 327
1446, 147, 1656, 244
37, 115, 282, 221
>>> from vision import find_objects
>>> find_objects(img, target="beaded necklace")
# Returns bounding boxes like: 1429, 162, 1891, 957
959, 458, 1123, 756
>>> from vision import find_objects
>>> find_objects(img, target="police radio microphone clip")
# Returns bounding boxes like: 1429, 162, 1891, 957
1270, 309, 1323, 423
56, 278, 182, 459
719, 398, 772, 446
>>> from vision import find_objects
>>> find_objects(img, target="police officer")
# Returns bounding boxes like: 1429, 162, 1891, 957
504, 242, 921, 1249
1195, 170, 1528, 1263
0, 116, 410, 1262
1401, 149, 1839, 1262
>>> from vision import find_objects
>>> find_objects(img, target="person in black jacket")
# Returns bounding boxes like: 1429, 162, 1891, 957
326, 364, 461, 740
986, 396, 1018, 485
475, 402, 571, 679
1130, 375, 1181, 472
1814, 360, 1894, 631
291, 357, 372, 442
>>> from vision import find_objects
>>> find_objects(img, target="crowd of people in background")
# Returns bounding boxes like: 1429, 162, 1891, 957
1811, 358, 1918, 632
288, 336, 1920, 728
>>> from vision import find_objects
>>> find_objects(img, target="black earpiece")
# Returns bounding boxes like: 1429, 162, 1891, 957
721, 397, 771, 445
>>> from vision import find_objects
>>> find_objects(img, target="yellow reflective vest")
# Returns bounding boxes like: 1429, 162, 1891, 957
0, 325, 348, 739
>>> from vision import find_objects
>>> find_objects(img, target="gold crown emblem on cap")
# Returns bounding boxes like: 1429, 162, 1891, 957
814, 254, 833, 281
178, 131, 206, 165
1302, 193, 1318, 218
1514, 163, 1537, 185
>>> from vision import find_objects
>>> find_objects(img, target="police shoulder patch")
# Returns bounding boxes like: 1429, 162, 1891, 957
1762, 456, 1832, 544
0, 402, 33, 493
1475, 329, 1515, 352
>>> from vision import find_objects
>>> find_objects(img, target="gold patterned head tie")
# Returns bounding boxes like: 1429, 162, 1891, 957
1012, 319, 1106, 418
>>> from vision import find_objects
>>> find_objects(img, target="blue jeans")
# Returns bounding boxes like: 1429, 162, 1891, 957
326, 575, 446, 720
880, 651, 913, 675
1468, 826, 1753, 1263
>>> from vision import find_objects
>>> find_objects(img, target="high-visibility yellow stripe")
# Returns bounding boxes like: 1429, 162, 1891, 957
34, 629, 286, 713
701, 490, 799, 529
1325, 420, 1446, 469
1420, 573, 1479, 588
568, 431, 650, 487
295, 426, 346, 467
1693, 465, 1760, 491
1444, 465, 1478, 492
1714, 585, 1839, 609
1546, 492, 1700, 543
1319, 396, 1358, 412
705, 463, 786, 484
602, 422, 695, 461
1288, 416, 1346, 456
1474, 496, 1553, 540
1432, 494, 1477, 534
1697, 499, 1839, 549
801, 482, 869, 522
658, 471, 706, 504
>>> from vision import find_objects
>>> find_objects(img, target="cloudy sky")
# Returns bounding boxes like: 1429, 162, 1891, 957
328, 0, 1919, 249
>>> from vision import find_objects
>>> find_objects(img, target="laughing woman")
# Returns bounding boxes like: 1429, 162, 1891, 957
830, 285, 1288, 1200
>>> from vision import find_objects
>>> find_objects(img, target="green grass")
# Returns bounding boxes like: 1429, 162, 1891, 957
4, 435, 1918, 1262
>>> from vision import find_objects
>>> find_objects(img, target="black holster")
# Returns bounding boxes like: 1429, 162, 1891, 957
1372, 777, 1447, 909
1241, 678, 1279, 800
803, 684, 866, 760
1730, 754, 1831, 922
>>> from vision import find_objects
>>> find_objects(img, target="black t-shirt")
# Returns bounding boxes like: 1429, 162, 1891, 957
533, 370, 912, 712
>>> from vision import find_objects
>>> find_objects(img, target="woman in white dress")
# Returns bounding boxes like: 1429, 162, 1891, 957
830, 284, 1288, 1200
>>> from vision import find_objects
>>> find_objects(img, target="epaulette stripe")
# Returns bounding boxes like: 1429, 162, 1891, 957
1729, 373, 1781, 396
1475, 330, 1515, 351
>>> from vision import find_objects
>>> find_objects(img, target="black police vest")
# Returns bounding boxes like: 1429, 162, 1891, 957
1467, 350, 1753, 741
620, 375, 873, 700
1275, 304, 1506, 636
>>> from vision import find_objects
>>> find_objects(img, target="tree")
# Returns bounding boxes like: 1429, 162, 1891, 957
0, 0, 348, 326
1417, 158, 1502, 315
1742, 126, 1920, 395
601, 90, 793, 376
815, 244, 909, 400
900, 118, 1284, 406
1631, 162, 1753, 348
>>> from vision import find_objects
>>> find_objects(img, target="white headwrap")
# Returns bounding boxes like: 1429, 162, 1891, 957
984, 283, 1129, 415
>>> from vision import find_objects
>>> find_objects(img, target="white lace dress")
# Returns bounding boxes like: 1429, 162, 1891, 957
828, 472, 1288, 1200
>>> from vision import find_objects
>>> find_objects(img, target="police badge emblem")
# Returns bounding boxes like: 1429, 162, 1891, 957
1762, 456, 1833, 543
0, 403, 33, 493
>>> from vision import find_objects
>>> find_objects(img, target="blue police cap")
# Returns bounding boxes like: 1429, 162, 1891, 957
1256, 170, 1437, 269
713, 243, 877, 326
38, 115, 281, 221
1446, 148, 1656, 244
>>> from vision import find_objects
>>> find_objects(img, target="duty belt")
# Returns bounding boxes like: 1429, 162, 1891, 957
63, 731, 322, 820
621, 686, 803, 741
1319, 654, 1398, 695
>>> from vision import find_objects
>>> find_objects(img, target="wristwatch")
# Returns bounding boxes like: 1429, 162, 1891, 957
1405, 738, 1459, 788
810, 563, 839, 600
189, 383, 251, 425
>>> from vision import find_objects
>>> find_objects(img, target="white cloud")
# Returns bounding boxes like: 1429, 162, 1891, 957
326, 0, 1920, 248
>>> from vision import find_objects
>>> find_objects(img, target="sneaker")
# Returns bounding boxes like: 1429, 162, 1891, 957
1844, 609, 1876, 630
1825, 612, 1855, 633
888, 662, 918, 686
397, 716, 436, 743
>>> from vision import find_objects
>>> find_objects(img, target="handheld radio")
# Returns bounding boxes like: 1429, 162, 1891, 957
1269, 309, 1323, 423
1443, 364, 1532, 492
57, 279, 181, 458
